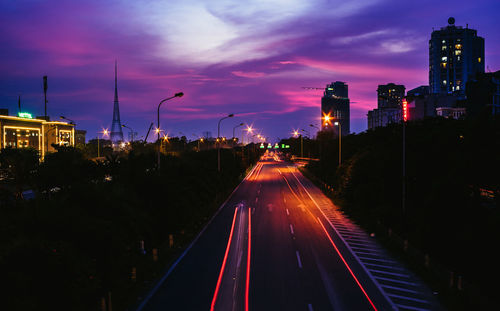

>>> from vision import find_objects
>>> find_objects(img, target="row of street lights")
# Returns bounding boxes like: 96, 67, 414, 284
293, 114, 342, 166
93, 90, 266, 173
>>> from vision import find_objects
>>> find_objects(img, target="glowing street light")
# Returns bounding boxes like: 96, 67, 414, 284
157, 92, 184, 170
293, 129, 303, 157
97, 128, 109, 158
322, 112, 332, 129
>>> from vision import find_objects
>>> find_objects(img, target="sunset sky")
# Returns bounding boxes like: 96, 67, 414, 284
1, 0, 499, 142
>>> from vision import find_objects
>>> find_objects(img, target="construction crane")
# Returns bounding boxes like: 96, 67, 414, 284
301, 87, 357, 102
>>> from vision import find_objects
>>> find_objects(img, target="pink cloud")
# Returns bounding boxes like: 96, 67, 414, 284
231, 71, 267, 78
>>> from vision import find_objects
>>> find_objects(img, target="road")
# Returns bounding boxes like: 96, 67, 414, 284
137, 152, 439, 311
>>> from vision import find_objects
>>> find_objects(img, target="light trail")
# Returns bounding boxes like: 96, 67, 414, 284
210, 208, 239, 311
317, 218, 378, 311
282, 167, 378, 311
245, 207, 251, 311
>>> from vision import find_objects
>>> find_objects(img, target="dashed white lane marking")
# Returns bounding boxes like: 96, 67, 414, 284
286, 208, 290, 216
289, 224, 294, 235
255, 197, 258, 203
283, 197, 286, 203
308, 303, 314, 311
296, 251, 303, 268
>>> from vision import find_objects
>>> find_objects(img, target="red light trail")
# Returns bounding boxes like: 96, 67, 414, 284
210, 208, 239, 311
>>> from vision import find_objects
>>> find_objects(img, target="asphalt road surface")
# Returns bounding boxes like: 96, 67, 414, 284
137, 152, 439, 311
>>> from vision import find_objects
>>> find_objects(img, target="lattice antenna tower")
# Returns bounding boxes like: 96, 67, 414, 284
110, 60, 124, 143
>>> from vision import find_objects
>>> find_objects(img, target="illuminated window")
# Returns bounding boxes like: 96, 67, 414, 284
442, 40, 446, 44
478, 57, 482, 63
443, 80, 447, 85
455, 50, 461, 55
455, 44, 462, 49
441, 56, 447, 61
442, 45, 447, 50
457, 56, 461, 61
441, 62, 447, 68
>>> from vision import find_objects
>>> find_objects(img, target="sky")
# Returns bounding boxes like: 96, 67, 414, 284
1, 0, 499, 142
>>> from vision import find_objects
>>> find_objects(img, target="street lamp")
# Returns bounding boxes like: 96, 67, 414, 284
334, 121, 341, 166
122, 124, 134, 142
218, 114, 234, 172
293, 130, 303, 158
157, 92, 183, 170
245, 126, 254, 144
98, 128, 109, 158
233, 123, 244, 144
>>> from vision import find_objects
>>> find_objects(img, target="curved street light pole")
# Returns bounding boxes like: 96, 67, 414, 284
218, 114, 234, 172
122, 124, 134, 142
157, 92, 183, 170
233, 122, 244, 143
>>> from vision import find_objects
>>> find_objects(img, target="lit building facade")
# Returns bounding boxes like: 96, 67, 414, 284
367, 83, 405, 129
0, 111, 74, 158
436, 107, 466, 119
321, 82, 350, 136
429, 17, 484, 97
377, 83, 405, 109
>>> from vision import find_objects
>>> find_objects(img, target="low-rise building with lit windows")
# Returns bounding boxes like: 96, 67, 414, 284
0, 110, 74, 158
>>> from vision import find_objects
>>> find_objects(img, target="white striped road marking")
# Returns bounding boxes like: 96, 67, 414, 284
286, 208, 290, 216
289, 224, 294, 235
296, 251, 303, 268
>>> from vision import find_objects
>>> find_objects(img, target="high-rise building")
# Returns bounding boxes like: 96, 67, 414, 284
377, 83, 405, 108
110, 61, 124, 144
367, 83, 405, 129
429, 17, 484, 97
321, 82, 350, 136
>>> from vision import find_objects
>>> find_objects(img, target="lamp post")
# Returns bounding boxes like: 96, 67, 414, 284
293, 130, 302, 158
245, 126, 253, 145
334, 121, 341, 166
218, 114, 234, 172
310, 124, 321, 158
233, 123, 244, 145
122, 124, 134, 142
98, 128, 109, 158
157, 92, 183, 170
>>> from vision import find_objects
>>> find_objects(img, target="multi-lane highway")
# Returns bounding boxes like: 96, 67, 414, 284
137, 152, 440, 311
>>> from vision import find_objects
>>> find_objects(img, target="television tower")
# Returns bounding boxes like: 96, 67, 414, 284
110, 60, 124, 143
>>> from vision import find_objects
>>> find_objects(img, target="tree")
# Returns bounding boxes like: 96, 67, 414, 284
0, 147, 39, 199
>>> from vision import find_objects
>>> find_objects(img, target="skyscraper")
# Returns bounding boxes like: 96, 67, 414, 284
321, 82, 350, 136
110, 61, 124, 144
367, 83, 405, 129
429, 17, 484, 97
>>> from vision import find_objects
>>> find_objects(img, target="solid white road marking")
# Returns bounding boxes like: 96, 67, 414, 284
296, 251, 303, 268
290, 224, 294, 235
